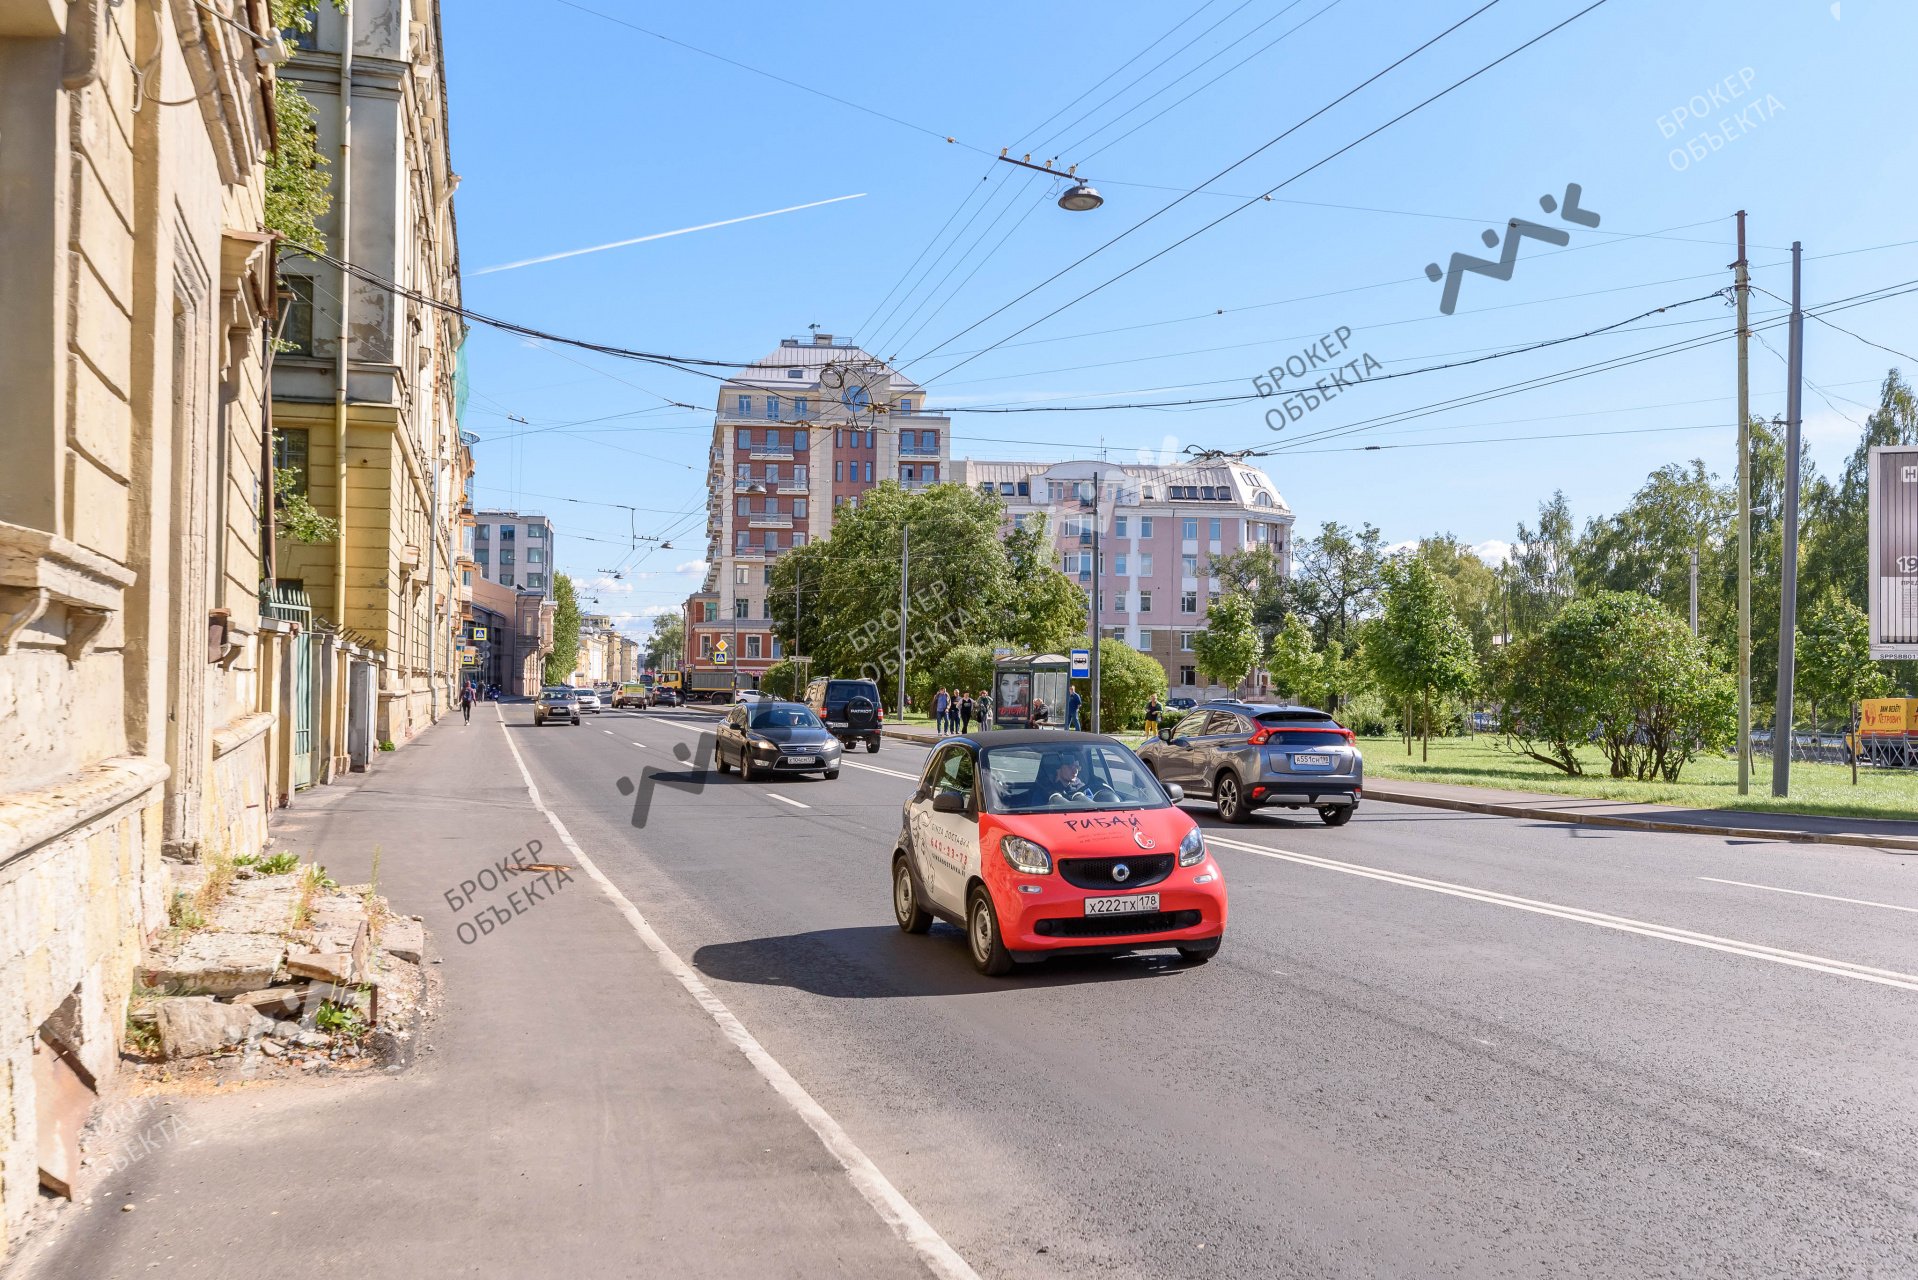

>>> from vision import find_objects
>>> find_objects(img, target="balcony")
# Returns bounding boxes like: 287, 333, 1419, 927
749, 449, 795, 462
749, 516, 793, 529
733, 547, 765, 560
898, 443, 943, 456
777, 482, 809, 495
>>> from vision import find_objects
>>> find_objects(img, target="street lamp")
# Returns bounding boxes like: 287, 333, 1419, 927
996, 151, 1102, 212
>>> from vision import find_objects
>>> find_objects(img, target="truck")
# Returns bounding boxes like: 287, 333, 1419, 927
685, 668, 752, 703
1850, 697, 1918, 768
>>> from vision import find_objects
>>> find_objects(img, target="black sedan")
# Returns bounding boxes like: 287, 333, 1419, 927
714, 700, 843, 781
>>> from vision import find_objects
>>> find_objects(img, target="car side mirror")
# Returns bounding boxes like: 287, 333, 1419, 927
1163, 782, 1184, 803
931, 790, 968, 814
1158, 726, 1176, 743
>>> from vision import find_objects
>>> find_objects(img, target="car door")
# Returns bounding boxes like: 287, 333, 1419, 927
908, 745, 980, 914
718, 706, 746, 767
1157, 710, 1214, 786
1196, 712, 1252, 792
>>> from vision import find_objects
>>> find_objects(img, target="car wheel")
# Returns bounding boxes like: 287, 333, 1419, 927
740, 752, 756, 782
572, 717, 581, 725
892, 857, 932, 935
866, 739, 880, 754
1319, 805, 1353, 827
824, 768, 840, 780
1214, 772, 1251, 823
716, 747, 733, 774
1177, 938, 1222, 964
967, 887, 1015, 977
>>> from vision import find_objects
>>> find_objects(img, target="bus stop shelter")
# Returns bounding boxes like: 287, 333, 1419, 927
993, 653, 1071, 729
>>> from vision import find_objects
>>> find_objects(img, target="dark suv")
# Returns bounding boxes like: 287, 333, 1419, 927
803, 677, 884, 753
1136, 701, 1363, 825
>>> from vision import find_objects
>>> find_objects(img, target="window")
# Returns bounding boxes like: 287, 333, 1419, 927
765, 463, 780, 483
763, 531, 777, 550
273, 427, 311, 494
834, 461, 843, 482
794, 498, 807, 518
1179, 631, 1199, 652
898, 398, 913, 412
476, 523, 490, 540
278, 278, 316, 355
923, 431, 938, 451
1139, 516, 1153, 538
1139, 553, 1153, 575
771, 637, 783, 658
796, 396, 810, 418
795, 465, 807, 485
979, 482, 994, 496
735, 598, 750, 619
1012, 513, 1027, 530
1181, 591, 1197, 614
765, 397, 780, 420
702, 601, 718, 622
746, 635, 762, 659
864, 461, 873, 482
1181, 518, 1198, 540
527, 573, 545, 589
500, 549, 515, 566
765, 429, 780, 449
1209, 518, 1222, 541
736, 531, 749, 548
735, 566, 751, 584
526, 548, 543, 564
901, 465, 915, 483
786, 367, 803, 379
701, 635, 714, 658
736, 463, 750, 481
1179, 666, 1197, 686
737, 497, 750, 517
736, 396, 752, 416
1182, 555, 1198, 577
475, 549, 489, 567
1114, 516, 1127, 538
527, 525, 544, 539
834, 429, 843, 448
1139, 590, 1153, 613
792, 531, 807, 546
1048, 481, 1064, 503
795, 429, 808, 451
1016, 480, 1029, 496
900, 430, 915, 453
499, 572, 515, 587
739, 427, 753, 448
1000, 481, 1015, 496
1114, 554, 1127, 576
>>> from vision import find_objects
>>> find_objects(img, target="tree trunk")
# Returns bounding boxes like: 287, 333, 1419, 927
1421, 688, 1430, 762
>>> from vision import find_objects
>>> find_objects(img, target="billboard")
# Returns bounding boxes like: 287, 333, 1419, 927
1869, 445, 1918, 660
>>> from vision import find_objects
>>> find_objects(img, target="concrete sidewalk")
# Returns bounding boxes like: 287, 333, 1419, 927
9, 710, 935, 1280
1360, 777, 1918, 853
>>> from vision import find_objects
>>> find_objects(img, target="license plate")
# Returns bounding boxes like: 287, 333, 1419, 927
1084, 893, 1160, 916
786, 755, 819, 765
1292, 753, 1333, 767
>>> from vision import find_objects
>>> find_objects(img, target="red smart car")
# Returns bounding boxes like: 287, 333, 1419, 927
891, 731, 1227, 975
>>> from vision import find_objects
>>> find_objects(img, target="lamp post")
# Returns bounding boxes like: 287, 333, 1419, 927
996, 151, 1102, 211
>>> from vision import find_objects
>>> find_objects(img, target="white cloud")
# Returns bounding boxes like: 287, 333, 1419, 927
585, 575, 634, 595
673, 559, 709, 575
1472, 539, 1514, 566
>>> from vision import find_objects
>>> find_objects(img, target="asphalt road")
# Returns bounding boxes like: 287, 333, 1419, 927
524, 703, 1918, 1280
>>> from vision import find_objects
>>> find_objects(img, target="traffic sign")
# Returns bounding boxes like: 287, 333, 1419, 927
472, 626, 488, 642
1069, 648, 1090, 678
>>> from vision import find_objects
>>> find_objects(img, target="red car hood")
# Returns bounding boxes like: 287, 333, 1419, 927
992, 805, 1193, 857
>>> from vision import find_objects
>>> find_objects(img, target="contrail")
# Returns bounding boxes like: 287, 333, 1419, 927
475, 193, 867, 274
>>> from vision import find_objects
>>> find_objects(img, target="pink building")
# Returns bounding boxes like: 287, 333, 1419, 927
950, 459, 1295, 697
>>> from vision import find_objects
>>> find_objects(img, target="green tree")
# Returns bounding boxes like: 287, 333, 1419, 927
1000, 513, 1087, 653
543, 573, 581, 686
1207, 543, 1291, 639
1288, 521, 1385, 645
1574, 460, 1727, 624
1795, 591, 1890, 730
646, 611, 684, 671
263, 3, 347, 249
759, 658, 801, 700
932, 643, 999, 703
1415, 535, 1501, 660
1193, 592, 1261, 693
1264, 614, 1320, 701
1369, 556, 1478, 759
1086, 637, 1168, 732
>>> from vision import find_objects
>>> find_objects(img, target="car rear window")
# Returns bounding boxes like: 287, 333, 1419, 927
826, 681, 877, 701
1254, 712, 1348, 745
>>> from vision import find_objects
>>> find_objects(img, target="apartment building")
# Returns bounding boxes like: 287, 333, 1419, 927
686, 335, 949, 689
471, 509, 556, 597
949, 459, 1295, 697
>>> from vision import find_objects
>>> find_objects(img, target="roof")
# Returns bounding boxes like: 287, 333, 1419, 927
723, 338, 930, 398
936, 730, 1136, 749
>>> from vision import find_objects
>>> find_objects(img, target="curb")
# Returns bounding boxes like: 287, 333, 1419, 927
1361, 785, 1918, 854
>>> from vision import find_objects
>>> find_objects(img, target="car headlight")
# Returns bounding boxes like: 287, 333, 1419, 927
751, 737, 779, 752
999, 834, 1052, 875
1178, 827, 1207, 868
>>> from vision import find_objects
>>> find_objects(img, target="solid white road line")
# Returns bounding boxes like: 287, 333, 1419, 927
631, 741, 647, 748
1204, 833, 1918, 994
1699, 876, 1918, 915
767, 793, 810, 810
495, 716, 979, 1280
843, 760, 923, 782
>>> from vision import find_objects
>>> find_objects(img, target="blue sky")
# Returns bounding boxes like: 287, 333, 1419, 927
444, 0, 1916, 635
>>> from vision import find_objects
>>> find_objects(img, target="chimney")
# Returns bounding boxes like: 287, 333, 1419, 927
812, 333, 834, 345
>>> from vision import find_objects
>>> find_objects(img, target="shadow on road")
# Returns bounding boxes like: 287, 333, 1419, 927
693, 925, 1191, 999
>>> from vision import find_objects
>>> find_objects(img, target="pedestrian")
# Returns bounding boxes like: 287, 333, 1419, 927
960, 692, 975, 734
1143, 693, 1162, 738
977, 690, 992, 731
460, 680, 474, 725
1031, 696, 1046, 728
933, 687, 950, 734
1065, 685, 1083, 731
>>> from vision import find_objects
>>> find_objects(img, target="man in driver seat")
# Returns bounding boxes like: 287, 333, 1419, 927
1043, 752, 1093, 804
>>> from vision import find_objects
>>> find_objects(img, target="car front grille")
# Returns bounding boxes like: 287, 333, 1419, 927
1057, 854, 1174, 891
1033, 909, 1203, 938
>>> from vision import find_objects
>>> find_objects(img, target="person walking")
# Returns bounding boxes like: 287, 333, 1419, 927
959, 692, 975, 734
933, 688, 951, 735
460, 681, 475, 725
1065, 685, 1083, 732
976, 690, 992, 731
1143, 693, 1162, 738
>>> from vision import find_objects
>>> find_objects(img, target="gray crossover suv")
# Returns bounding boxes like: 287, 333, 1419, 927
1136, 701, 1362, 826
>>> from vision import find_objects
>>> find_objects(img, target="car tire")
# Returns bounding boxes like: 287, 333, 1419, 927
740, 752, 756, 782
1214, 772, 1252, 823
572, 717, 581, 725
824, 768, 840, 780
1319, 805, 1353, 827
716, 747, 733, 774
967, 887, 1015, 977
866, 739, 880, 754
1177, 938, 1222, 964
892, 857, 932, 935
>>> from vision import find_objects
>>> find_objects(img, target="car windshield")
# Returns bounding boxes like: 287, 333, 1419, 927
541, 692, 570, 702
750, 705, 822, 730
978, 743, 1167, 814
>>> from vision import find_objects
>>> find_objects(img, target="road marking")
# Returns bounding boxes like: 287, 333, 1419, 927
1204, 834, 1918, 994
1698, 876, 1918, 915
495, 720, 979, 1280
631, 741, 647, 748
767, 793, 810, 810
844, 760, 922, 782
604, 729, 615, 735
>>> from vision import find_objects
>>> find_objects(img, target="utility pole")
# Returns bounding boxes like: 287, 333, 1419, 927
1734, 210, 1753, 795
1771, 241, 1806, 797
1689, 546, 1699, 635
897, 524, 910, 719
1088, 473, 1102, 733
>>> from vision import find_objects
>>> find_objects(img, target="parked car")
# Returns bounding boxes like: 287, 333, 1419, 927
1166, 696, 1198, 712
734, 688, 770, 704
1136, 701, 1362, 826
534, 688, 581, 726
803, 677, 884, 754
612, 682, 649, 709
714, 700, 842, 780
890, 731, 1226, 976
573, 688, 603, 715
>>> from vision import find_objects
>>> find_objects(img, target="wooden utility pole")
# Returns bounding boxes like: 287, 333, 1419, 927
1735, 211, 1753, 794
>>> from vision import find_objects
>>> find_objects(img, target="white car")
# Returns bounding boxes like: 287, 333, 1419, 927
735, 689, 770, 704
574, 688, 603, 714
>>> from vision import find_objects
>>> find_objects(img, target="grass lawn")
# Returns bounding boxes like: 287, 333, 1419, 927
1356, 733, 1918, 823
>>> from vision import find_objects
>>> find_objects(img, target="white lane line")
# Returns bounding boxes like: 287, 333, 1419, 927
604, 729, 615, 735
1699, 876, 1918, 915
767, 793, 810, 810
631, 741, 648, 749
843, 760, 922, 782
1204, 834, 1918, 994
496, 717, 979, 1280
